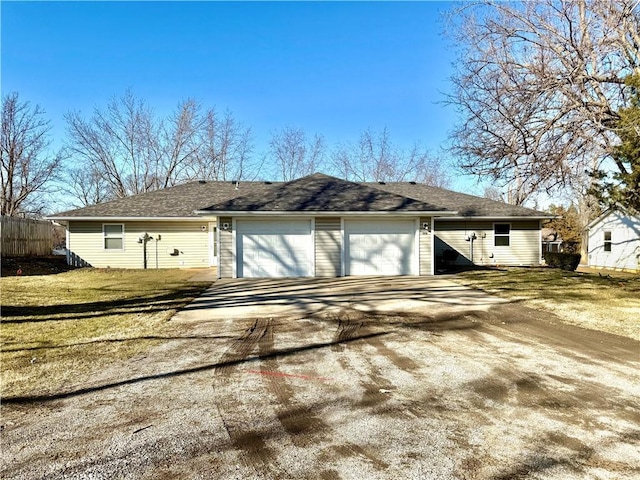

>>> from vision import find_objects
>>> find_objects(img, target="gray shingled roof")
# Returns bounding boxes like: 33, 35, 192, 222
49, 180, 280, 218
198, 174, 451, 214
49, 172, 547, 219
368, 182, 545, 217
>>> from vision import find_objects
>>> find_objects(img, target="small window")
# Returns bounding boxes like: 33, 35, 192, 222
494, 223, 510, 246
104, 224, 124, 250
604, 231, 612, 252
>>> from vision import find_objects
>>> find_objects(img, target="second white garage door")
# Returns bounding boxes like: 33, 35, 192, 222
345, 220, 417, 275
236, 219, 313, 277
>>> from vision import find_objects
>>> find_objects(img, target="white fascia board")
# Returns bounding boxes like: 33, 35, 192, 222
585, 210, 613, 231
194, 210, 458, 217
435, 215, 554, 221
45, 216, 207, 222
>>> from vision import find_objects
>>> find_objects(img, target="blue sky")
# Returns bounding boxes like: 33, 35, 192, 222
2, 1, 473, 189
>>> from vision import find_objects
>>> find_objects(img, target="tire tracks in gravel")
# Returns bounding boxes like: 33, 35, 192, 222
333, 315, 419, 421
257, 316, 391, 473
213, 317, 293, 479
213, 316, 394, 477
257, 318, 330, 448
331, 317, 363, 352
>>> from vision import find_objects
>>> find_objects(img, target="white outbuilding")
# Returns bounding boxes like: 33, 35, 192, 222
587, 209, 640, 272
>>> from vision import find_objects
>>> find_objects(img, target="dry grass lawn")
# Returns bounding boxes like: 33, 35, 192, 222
3, 266, 638, 400
454, 267, 640, 341
1, 268, 211, 398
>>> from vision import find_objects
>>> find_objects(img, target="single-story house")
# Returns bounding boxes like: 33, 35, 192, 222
541, 227, 563, 253
586, 209, 640, 272
48, 173, 550, 278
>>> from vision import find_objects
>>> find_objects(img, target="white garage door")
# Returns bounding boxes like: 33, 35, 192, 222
237, 219, 313, 278
345, 220, 417, 275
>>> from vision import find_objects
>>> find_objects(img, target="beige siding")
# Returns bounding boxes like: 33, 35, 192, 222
315, 217, 341, 276
419, 217, 432, 275
434, 220, 540, 266
218, 217, 234, 278
68, 220, 210, 268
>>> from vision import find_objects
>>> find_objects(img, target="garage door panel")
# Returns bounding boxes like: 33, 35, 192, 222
237, 220, 312, 278
346, 220, 416, 276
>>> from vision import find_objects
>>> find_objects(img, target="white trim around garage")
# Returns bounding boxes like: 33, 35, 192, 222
232, 218, 237, 278
235, 218, 314, 278
344, 219, 418, 275
340, 217, 346, 277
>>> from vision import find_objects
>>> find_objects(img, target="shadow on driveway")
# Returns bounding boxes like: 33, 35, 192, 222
172, 275, 507, 322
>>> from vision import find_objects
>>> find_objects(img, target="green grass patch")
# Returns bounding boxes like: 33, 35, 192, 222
454, 267, 640, 340
1, 268, 211, 398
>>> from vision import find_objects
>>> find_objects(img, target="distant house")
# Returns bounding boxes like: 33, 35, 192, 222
586, 209, 640, 272
541, 227, 563, 253
48, 173, 551, 277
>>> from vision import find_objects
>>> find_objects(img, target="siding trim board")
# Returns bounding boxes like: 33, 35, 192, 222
340, 217, 345, 276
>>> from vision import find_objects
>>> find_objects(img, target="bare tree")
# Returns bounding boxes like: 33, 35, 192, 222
65, 165, 111, 208
330, 128, 451, 187
1, 92, 63, 216
65, 90, 157, 199
483, 185, 504, 203
64, 90, 209, 202
188, 108, 254, 181
332, 128, 395, 182
444, 0, 640, 205
157, 99, 206, 188
64, 92, 258, 206
269, 126, 325, 181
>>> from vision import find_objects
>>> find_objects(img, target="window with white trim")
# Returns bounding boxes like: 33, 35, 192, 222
494, 223, 510, 246
103, 224, 124, 250
604, 231, 612, 252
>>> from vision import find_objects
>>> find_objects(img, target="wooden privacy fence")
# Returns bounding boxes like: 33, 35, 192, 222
1, 216, 53, 257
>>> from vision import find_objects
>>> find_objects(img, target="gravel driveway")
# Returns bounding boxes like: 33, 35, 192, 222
2, 277, 639, 479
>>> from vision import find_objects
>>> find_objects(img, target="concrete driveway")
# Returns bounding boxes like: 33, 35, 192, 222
172, 276, 507, 322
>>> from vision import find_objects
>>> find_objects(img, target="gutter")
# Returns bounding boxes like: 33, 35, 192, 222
193, 210, 458, 217
435, 215, 555, 221
45, 216, 204, 222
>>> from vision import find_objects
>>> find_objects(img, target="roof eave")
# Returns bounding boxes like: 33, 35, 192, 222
435, 215, 553, 220
45, 216, 203, 221
194, 210, 458, 217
